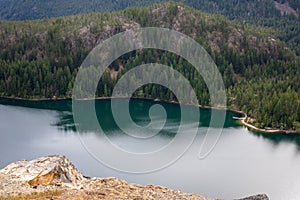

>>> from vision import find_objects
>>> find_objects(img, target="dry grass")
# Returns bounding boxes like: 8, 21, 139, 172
0, 190, 65, 200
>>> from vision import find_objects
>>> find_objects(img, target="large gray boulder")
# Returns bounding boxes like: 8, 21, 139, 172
0, 155, 85, 190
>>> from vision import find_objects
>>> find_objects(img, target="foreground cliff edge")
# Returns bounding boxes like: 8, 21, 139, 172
0, 155, 268, 200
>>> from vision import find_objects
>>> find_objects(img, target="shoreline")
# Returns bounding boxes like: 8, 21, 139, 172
236, 114, 299, 134
0, 95, 228, 110
0, 95, 298, 134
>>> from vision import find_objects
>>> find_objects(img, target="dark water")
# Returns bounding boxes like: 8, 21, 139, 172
1, 98, 300, 200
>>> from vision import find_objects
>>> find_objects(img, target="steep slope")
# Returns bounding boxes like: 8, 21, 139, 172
0, 2, 299, 130
0, 0, 299, 55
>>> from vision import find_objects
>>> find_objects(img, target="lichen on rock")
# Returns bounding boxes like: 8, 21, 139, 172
0, 155, 84, 188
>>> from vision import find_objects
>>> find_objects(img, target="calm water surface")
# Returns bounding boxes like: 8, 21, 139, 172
1, 98, 300, 200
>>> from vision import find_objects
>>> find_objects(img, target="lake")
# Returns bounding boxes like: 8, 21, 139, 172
1, 98, 300, 200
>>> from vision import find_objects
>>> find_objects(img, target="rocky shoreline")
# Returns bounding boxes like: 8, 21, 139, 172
234, 112, 299, 134
0, 155, 269, 200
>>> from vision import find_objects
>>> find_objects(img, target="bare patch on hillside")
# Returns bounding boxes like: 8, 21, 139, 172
274, 1, 299, 18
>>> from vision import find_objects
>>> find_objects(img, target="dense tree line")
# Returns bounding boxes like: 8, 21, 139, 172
0, 0, 299, 55
0, 2, 299, 131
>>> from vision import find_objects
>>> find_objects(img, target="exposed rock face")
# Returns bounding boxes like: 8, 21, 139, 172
237, 194, 269, 200
274, 1, 299, 18
0, 155, 84, 188
0, 155, 269, 199
0, 155, 85, 197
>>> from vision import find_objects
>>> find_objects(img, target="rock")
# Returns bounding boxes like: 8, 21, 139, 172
0, 155, 84, 189
236, 194, 269, 200
0, 155, 269, 200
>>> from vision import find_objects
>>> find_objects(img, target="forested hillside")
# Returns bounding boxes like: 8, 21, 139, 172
1, 0, 298, 20
0, 0, 299, 55
0, 3, 299, 130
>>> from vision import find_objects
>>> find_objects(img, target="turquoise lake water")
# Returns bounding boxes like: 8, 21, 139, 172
1, 98, 300, 199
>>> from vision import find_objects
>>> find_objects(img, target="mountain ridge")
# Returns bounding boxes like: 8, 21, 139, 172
0, 0, 298, 21
0, 0, 299, 55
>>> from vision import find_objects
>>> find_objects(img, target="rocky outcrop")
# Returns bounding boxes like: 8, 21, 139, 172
0, 155, 210, 199
0, 155, 84, 188
0, 155, 85, 197
274, 1, 298, 18
237, 194, 269, 200
0, 155, 269, 199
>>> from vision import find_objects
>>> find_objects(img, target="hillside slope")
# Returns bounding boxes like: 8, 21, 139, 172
0, 0, 299, 55
0, 2, 299, 130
